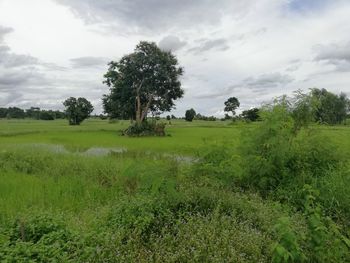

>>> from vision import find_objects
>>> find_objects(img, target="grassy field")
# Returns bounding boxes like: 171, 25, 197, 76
0, 118, 349, 262
0, 119, 240, 154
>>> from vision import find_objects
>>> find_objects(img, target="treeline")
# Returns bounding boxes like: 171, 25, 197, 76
183, 108, 260, 122
183, 88, 349, 124
0, 107, 65, 120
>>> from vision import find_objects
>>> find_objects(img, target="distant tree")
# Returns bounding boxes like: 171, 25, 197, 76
63, 97, 94, 125
171, 114, 176, 119
26, 107, 41, 119
224, 97, 240, 117
311, 88, 350, 124
223, 113, 232, 120
166, 115, 171, 121
103, 41, 184, 124
52, 110, 66, 119
185, 108, 196, 122
0, 108, 8, 118
7, 107, 25, 119
241, 108, 260, 122
39, 111, 55, 120
194, 113, 217, 121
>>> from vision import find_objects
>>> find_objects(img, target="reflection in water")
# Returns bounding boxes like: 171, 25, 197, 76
19, 143, 196, 163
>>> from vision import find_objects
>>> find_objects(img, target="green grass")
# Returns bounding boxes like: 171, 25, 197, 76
0, 119, 241, 154
0, 118, 349, 262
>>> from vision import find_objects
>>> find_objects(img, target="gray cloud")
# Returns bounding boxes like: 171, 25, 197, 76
315, 42, 350, 71
194, 84, 240, 99
55, 0, 253, 33
245, 73, 294, 89
193, 73, 293, 100
70, 56, 109, 68
0, 49, 38, 68
189, 38, 230, 54
0, 26, 13, 42
0, 25, 49, 107
158, 36, 187, 52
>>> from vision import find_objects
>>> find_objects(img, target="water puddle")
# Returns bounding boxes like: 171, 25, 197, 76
18, 143, 196, 163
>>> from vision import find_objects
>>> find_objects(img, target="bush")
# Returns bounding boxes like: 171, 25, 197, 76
123, 121, 166, 137
239, 99, 343, 196
0, 214, 91, 262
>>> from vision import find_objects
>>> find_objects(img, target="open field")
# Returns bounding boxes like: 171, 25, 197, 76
0, 118, 350, 262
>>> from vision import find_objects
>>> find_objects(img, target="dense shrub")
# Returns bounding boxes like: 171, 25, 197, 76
238, 100, 343, 196
123, 121, 166, 136
0, 214, 91, 262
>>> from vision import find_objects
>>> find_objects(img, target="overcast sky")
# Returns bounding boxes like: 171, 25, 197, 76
0, 0, 350, 116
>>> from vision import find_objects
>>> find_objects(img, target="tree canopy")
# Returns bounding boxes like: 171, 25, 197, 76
311, 88, 349, 124
224, 97, 240, 117
185, 108, 196, 122
103, 41, 184, 124
241, 108, 260, 122
63, 97, 93, 125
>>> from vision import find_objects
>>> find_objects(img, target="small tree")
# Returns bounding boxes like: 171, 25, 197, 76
63, 97, 93, 125
241, 108, 260, 122
224, 97, 240, 117
185, 108, 196, 122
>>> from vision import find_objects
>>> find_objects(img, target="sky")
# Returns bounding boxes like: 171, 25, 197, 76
0, 0, 350, 116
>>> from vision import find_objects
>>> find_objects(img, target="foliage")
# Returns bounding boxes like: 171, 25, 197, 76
3, 107, 26, 119
0, 108, 8, 118
0, 115, 350, 261
0, 107, 65, 120
103, 41, 184, 123
239, 98, 342, 195
272, 217, 305, 263
123, 121, 166, 137
185, 108, 196, 122
224, 97, 240, 117
241, 108, 260, 122
0, 214, 92, 262
63, 97, 94, 125
311, 88, 350, 125
195, 113, 217, 121
302, 184, 350, 262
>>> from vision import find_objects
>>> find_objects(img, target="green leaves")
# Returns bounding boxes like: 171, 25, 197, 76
103, 41, 184, 121
63, 97, 93, 125
272, 217, 305, 263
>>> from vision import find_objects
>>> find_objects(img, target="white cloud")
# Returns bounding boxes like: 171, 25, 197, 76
0, 0, 349, 116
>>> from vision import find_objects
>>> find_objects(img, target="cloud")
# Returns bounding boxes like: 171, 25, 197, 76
194, 72, 293, 100
189, 38, 230, 54
314, 42, 350, 71
0, 49, 38, 68
70, 56, 110, 68
0, 25, 13, 42
0, 25, 49, 107
1, 0, 350, 115
55, 0, 255, 33
244, 73, 294, 89
158, 36, 187, 52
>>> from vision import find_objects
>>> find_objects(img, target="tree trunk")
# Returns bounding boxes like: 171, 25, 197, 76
140, 97, 153, 123
135, 79, 144, 125
136, 94, 141, 124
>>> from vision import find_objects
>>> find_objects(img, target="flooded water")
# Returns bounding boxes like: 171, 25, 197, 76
19, 143, 196, 163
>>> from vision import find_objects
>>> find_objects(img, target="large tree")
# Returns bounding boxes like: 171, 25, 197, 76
63, 97, 93, 125
103, 41, 184, 124
224, 97, 240, 117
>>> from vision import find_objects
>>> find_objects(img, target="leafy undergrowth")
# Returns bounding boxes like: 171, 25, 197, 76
0, 147, 302, 262
0, 103, 350, 261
